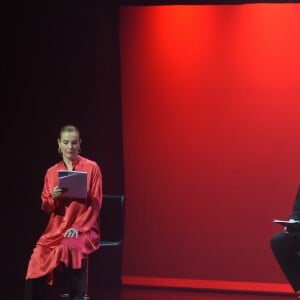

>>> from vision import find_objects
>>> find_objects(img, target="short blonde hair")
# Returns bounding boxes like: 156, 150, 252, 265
58, 125, 80, 140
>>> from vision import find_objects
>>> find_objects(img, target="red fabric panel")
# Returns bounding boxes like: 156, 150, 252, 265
120, 4, 300, 286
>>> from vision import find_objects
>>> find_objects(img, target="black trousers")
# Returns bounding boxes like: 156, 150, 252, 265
63, 267, 87, 299
24, 276, 47, 300
24, 266, 86, 300
270, 231, 300, 292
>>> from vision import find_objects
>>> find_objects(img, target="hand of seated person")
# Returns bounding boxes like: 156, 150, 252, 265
52, 185, 65, 199
64, 228, 79, 238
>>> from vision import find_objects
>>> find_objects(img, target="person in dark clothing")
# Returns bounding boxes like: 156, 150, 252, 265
271, 185, 300, 299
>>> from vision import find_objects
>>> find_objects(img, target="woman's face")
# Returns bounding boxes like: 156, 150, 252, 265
58, 131, 81, 161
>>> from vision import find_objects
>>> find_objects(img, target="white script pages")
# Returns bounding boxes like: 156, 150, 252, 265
273, 219, 300, 231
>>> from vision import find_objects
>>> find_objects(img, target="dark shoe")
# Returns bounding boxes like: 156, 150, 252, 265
60, 292, 90, 299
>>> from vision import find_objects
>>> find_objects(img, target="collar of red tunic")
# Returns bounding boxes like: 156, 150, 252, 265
58, 155, 83, 170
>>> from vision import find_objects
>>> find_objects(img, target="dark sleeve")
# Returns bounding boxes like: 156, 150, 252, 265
289, 185, 300, 220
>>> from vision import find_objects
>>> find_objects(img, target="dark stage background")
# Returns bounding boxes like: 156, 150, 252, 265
5, 3, 123, 299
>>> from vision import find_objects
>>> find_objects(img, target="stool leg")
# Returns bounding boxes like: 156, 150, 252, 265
84, 258, 89, 300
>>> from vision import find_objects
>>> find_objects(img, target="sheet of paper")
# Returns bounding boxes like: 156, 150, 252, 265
273, 219, 300, 232
58, 170, 87, 199
273, 219, 300, 224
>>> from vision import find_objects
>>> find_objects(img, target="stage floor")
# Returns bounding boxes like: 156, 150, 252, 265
77, 286, 296, 300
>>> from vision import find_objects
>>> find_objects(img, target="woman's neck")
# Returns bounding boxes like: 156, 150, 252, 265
63, 158, 74, 171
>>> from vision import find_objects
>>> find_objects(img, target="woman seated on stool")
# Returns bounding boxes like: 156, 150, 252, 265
24, 124, 102, 300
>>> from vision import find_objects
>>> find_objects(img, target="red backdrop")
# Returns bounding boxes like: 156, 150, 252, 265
119, 3, 300, 293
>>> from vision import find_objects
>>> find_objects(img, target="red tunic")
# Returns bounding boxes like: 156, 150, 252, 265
25, 155, 102, 284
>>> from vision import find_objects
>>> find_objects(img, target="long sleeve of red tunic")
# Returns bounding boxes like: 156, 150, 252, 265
25, 156, 102, 284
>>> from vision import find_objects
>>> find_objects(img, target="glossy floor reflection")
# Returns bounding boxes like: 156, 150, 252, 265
84, 287, 296, 300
